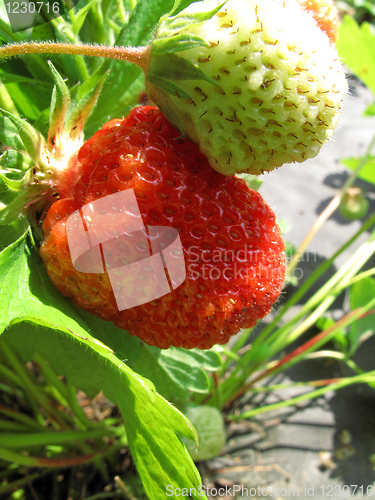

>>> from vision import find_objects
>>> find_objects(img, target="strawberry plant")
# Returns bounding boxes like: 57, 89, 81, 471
0, 0, 375, 498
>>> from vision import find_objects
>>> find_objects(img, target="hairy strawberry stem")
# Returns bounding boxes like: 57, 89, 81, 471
0, 42, 149, 71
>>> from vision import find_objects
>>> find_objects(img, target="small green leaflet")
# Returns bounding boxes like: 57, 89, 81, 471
342, 156, 375, 187
181, 406, 226, 461
338, 16, 375, 97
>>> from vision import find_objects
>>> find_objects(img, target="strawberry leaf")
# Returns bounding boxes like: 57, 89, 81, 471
75, 308, 221, 405
342, 156, 375, 187
0, 69, 50, 86
0, 235, 207, 500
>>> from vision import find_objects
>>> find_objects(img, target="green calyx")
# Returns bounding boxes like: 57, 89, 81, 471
0, 62, 107, 226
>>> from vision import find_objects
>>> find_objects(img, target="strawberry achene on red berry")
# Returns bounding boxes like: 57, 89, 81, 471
40, 106, 285, 349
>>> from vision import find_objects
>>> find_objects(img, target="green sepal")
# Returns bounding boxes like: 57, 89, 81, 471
67, 71, 109, 141
148, 52, 218, 85
146, 82, 189, 136
0, 109, 47, 171
147, 74, 192, 99
163, 0, 183, 19
0, 150, 33, 172
47, 61, 71, 150
236, 173, 263, 191
152, 33, 210, 54
0, 168, 32, 193
157, 0, 228, 38
0, 184, 45, 225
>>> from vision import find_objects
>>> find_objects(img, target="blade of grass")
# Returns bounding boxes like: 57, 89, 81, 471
229, 371, 375, 420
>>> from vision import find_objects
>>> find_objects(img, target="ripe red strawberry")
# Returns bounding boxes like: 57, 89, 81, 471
40, 106, 285, 350
297, 0, 339, 45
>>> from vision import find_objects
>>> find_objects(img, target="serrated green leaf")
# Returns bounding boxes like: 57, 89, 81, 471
0, 70, 50, 86
338, 16, 375, 97
75, 308, 221, 405
342, 156, 375, 186
4, 82, 49, 120
0, 236, 206, 500
0, 220, 28, 252
152, 33, 209, 53
349, 276, 375, 355
0, 233, 92, 333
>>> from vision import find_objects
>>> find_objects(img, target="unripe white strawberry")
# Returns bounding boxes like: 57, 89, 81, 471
144, 0, 348, 175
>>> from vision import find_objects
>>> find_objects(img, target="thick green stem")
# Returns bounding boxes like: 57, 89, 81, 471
0, 42, 149, 71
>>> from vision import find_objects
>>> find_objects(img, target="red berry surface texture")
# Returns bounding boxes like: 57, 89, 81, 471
40, 107, 285, 349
